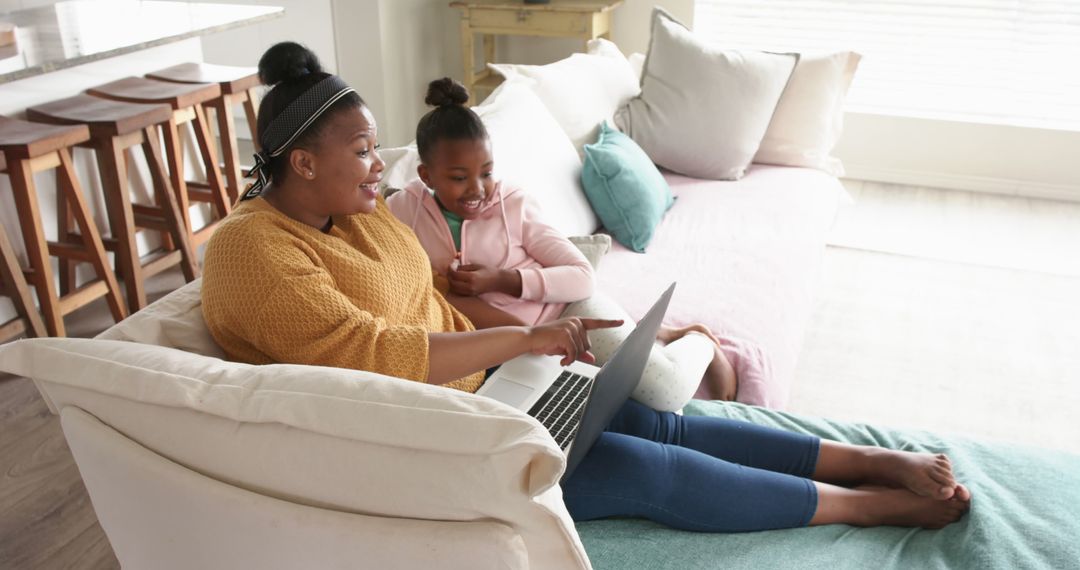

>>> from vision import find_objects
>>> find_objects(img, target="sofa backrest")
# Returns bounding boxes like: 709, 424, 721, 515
0, 280, 592, 569
61, 406, 528, 569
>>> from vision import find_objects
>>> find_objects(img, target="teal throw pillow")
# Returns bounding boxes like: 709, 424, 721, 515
581, 122, 675, 252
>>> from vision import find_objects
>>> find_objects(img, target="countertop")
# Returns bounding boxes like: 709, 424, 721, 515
0, 0, 283, 83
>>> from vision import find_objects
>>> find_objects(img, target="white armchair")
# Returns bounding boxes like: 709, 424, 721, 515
0, 280, 592, 569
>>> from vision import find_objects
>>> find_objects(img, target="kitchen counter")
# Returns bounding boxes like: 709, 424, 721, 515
0, 0, 283, 83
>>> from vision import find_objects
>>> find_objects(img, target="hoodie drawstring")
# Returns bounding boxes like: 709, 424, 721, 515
498, 194, 511, 268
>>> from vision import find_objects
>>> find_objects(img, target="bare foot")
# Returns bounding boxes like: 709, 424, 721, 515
867, 449, 962, 500
853, 485, 970, 529
812, 483, 970, 529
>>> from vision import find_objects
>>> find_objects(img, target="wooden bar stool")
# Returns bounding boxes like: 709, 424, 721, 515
27, 95, 199, 313
146, 63, 261, 203
0, 116, 127, 337
86, 76, 231, 249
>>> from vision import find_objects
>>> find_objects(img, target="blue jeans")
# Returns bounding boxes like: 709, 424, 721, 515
562, 399, 821, 532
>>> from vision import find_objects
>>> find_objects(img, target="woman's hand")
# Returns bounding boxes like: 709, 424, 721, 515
448, 264, 523, 297
526, 317, 624, 366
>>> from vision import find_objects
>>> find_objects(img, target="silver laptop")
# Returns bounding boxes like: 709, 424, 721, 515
476, 283, 676, 481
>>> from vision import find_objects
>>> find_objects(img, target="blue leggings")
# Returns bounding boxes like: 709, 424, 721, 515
563, 400, 821, 532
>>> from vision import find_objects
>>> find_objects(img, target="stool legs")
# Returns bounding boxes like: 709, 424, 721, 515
95, 136, 146, 312
95, 128, 198, 313
191, 103, 231, 221
56, 149, 127, 323
0, 223, 47, 341
141, 126, 199, 283
8, 156, 65, 335
161, 105, 231, 248
210, 88, 260, 203
244, 88, 260, 150
212, 95, 243, 203
6, 148, 127, 336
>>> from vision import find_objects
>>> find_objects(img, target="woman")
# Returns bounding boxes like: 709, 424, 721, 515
202, 42, 971, 533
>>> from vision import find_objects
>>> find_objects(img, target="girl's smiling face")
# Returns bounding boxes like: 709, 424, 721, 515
418, 137, 496, 220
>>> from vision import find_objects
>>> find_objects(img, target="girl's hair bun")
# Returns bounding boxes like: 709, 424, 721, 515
424, 77, 470, 108
258, 42, 324, 86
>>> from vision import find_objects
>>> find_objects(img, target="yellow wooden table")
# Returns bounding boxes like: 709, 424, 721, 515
450, 0, 623, 100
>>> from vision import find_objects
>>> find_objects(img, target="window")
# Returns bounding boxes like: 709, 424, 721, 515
693, 1, 1080, 131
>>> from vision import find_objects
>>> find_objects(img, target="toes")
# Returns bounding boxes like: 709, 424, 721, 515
954, 484, 972, 502
937, 485, 955, 500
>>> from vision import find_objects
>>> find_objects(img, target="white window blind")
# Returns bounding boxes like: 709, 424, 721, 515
693, 1, 1080, 131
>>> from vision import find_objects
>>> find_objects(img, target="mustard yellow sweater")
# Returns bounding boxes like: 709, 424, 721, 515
201, 196, 484, 393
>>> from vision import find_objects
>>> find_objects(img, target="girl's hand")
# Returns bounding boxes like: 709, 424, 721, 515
448, 264, 523, 296
526, 317, 624, 366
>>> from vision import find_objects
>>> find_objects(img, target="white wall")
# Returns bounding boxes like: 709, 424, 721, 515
837, 113, 1080, 200
197, 0, 338, 142
0, 0, 54, 12
331, 0, 457, 147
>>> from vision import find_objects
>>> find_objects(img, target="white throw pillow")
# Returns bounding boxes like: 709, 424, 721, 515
627, 52, 645, 81
473, 80, 598, 237
96, 279, 223, 358
616, 8, 798, 180
753, 51, 862, 176
376, 143, 422, 193
489, 38, 640, 156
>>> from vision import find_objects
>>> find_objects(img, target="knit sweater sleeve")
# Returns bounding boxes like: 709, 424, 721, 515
516, 193, 595, 303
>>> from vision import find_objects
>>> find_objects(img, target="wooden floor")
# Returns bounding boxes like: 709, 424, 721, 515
0, 375, 117, 569
1, 181, 1078, 568
1, 270, 184, 570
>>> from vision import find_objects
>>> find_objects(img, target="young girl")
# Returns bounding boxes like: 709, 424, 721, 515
387, 77, 737, 411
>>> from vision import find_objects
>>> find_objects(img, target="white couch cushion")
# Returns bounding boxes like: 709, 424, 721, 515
616, 8, 798, 180
476, 81, 597, 237
0, 291, 591, 569
490, 38, 640, 156
753, 51, 862, 176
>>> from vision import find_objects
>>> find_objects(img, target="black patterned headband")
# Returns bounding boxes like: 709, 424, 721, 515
242, 75, 357, 200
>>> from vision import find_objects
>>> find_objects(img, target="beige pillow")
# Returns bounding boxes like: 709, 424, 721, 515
616, 8, 798, 180
568, 234, 612, 269
96, 279, 223, 358
753, 51, 862, 176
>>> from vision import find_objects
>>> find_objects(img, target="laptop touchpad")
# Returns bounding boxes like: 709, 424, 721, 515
484, 378, 535, 408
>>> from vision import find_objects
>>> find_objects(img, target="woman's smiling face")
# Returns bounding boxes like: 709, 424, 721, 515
418, 137, 496, 220
306, 104, 384, 216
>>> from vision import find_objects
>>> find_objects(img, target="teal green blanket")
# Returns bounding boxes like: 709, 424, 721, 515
577, 400, 1080, 569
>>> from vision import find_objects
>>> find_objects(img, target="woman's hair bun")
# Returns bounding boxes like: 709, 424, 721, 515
425, 77, 470, 108
258, 42, 324, 86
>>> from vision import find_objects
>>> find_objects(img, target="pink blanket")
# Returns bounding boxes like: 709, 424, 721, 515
595, 165, 846, 408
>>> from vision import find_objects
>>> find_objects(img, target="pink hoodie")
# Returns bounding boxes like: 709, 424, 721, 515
387, 178, 594, 326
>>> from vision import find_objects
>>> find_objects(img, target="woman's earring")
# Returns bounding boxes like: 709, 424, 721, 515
307, 171, 315, 178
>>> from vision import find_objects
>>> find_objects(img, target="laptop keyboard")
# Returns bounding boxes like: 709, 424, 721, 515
528, 370, 595, 450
